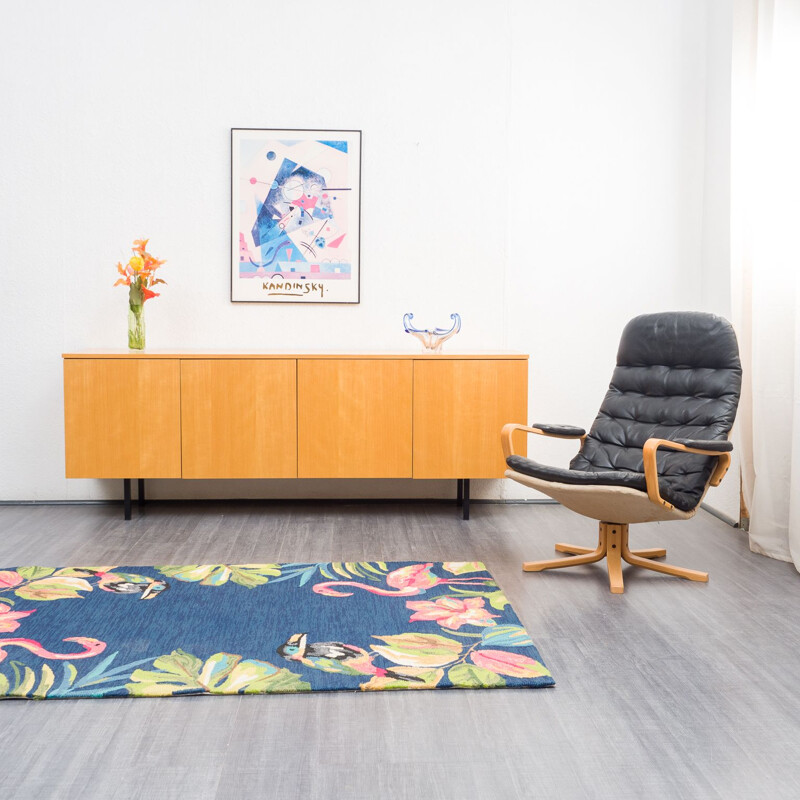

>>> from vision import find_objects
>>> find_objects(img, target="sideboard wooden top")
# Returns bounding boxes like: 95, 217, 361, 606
62, 350, 529, 360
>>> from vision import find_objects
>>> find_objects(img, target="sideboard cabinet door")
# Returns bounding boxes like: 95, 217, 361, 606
181, 359, 297, 479
298, 359, 413, 478
64, 359, 181, 478
413, 359, 528, 479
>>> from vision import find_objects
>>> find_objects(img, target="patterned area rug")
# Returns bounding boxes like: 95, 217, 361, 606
0, 561, 554, 699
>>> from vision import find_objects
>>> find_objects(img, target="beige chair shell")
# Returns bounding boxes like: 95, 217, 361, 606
505, 470, 698, 524
502, 424, 731, 593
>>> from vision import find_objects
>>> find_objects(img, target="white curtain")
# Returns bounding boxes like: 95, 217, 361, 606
731, 0, 800, 572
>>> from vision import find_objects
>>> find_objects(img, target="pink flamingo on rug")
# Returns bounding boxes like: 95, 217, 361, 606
0, 637, 106, 662
312, 562, 494, 597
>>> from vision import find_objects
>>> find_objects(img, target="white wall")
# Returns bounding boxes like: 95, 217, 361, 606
700, 0, 741, 522
0, 0, 736, 507
507, 0, 706, 457
505, 0, 739, 519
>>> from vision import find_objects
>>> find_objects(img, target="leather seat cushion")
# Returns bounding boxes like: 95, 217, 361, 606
506, 454, 703, 513
507, 455, 647, 493
506, 453, 704, 513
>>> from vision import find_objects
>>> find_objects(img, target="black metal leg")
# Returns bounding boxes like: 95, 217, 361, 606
462, 479, 470, 520
123, 479, 132, 521
456, 478, 463, 506
138, 478, 146, 507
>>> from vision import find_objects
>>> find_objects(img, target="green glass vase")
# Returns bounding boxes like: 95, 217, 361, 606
128, 286, 146, 350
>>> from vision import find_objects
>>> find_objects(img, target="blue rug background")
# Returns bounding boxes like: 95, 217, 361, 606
0, 562, 554, 698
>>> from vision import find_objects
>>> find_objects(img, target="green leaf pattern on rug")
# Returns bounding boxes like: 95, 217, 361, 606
480, 624, 535, 648
14, 576, 93, 601
300, 657, 368, 676
33, 664, 56, 697
16, 567, 57, 581
488, 592, 510, 610
0, 651, 166, 699
0, 567, 117, 603
155, 562, 389, 589
446, 586, 510, 611
447, 663, 506, 688
361, 666, 445, 691
126, 649, 311, 696
3, 662, 36, 698
441, 561, 486, 575
155, 564, 282, 588
371, 633, 464, 667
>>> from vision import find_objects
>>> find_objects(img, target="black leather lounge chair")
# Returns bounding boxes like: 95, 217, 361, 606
502, 312, 742, 594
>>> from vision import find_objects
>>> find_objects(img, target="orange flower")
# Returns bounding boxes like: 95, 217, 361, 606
113, 238, 166, 299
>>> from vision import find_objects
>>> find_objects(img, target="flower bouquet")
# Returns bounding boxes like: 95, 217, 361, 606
113, 239, 166, 350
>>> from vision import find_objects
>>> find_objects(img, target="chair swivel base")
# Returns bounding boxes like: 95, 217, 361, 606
522, 521, 709, 594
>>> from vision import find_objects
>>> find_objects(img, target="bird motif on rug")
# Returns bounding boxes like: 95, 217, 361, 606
96, 571, 169, 599
68, 569, 169, 599
277, 633, 424, 683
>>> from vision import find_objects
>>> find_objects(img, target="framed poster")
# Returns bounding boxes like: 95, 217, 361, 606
231, 128, 361, 303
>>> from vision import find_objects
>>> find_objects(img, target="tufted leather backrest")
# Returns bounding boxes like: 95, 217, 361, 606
570, 312, 742, 512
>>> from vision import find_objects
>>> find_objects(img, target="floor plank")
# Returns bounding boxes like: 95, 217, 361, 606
0, 502, 798, 799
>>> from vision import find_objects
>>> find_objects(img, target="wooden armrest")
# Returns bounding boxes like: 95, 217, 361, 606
642, 438, 733, 511
501, 423, 587, 460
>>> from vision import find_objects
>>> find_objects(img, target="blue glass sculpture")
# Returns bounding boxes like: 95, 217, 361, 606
403, 313, 462, 353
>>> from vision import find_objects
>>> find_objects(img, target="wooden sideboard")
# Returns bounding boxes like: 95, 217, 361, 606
62, 351, 528, 519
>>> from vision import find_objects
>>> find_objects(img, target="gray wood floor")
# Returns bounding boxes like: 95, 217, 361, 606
0, 501, 798, 800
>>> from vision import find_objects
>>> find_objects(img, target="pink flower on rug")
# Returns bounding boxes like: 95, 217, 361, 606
0, 602, 35, 633
0, 570, 23, 589
388, 563, 439, 592
470, 649, 552, 679
406, 596, 500, 630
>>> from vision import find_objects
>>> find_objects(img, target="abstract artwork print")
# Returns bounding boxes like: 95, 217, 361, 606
231, 129, 361, 303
